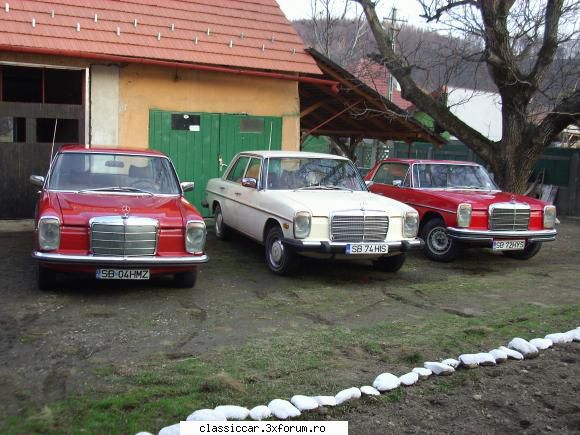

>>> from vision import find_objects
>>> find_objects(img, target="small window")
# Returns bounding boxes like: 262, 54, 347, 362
226, 156, 250, 183
172, 114, 201, 131
240, 118, 264, 133
0, 117, 26, 143
245, 158, 261, 180
373, 163, 410, 186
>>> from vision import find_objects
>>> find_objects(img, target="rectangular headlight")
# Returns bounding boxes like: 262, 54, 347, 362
457, 203, 472, 228
403, 210, 419, 238
543, 205, 556, 229
186, 220, 206, 254
294, 211, 311, 239
38, 216, 60, 251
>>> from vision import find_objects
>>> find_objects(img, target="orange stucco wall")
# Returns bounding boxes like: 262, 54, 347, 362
118, 64, 300, 151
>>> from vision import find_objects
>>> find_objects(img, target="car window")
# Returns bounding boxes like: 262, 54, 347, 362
245, 158, 261, 180
226, 156, 249, 183
372, 163, 410, 187
413, 163, 498, 189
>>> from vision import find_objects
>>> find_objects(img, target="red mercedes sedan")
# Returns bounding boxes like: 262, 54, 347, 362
365, 159, 557, 262
30, 146, 208, 289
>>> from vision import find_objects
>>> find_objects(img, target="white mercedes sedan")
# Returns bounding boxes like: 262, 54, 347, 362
204, 151, 423, 275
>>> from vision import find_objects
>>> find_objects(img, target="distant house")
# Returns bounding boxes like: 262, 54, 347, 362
0, 0, 324, 217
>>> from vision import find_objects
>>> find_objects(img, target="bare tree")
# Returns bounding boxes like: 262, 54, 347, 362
351, 0, 580, 193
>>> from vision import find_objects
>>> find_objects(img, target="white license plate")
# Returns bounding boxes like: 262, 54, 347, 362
346, 243, 389, 255
96, 269, 150, 280
492, 240, 525, 251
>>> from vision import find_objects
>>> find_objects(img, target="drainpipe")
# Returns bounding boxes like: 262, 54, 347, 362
0, 45, 340, 93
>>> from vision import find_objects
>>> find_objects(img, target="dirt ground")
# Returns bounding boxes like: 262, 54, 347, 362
0, 218, 578, 433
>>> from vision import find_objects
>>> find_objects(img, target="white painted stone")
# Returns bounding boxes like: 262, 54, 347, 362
489, 349, 508, 363
135, 432, 153, 435
565, 329, 580, 341
249, 405, 271, 421
335, 387, 361, 405
544, 332, 573, 344
529, 338, 553, 350
372, 373, 401, 391
499, 346, 524, 360
459, 354, 479, 369
508, 338, 539, 358
399, 372, 419, 386
476, 353, 496, 366
158, 423, 180, 435
441, 358, 460, 369
290, 395, 319, 411
360, 385, 381, 396
268, 399, 300, 420
187, 409, 227, 421
313, 396, 337, 407
412, 367, 432, 378
214, 405, 249, 420
424, 361, 455, 375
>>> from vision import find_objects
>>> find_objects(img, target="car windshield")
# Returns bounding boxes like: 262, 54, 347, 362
264, 157, 367, 191
47, 152, 181, 194
413, 163, 498, 190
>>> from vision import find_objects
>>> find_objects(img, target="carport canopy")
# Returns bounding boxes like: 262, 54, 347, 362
299, 49, 446, 151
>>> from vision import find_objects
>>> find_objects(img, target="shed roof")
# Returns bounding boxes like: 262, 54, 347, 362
0, 0, 320, 75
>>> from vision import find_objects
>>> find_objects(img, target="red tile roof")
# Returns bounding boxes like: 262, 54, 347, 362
0, 0, 321, 74
353, 58, 412, 109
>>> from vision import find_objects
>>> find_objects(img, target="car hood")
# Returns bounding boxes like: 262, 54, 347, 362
272, 190, 415, 216
417, 189, 547, 211
54, 192, 185, 227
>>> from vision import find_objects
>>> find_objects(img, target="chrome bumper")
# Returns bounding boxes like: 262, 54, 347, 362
446, 227, 557, 243
32, 251, 208, 266
283, 238, 424, 253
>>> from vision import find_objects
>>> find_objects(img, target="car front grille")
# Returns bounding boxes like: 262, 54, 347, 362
90, 216, 158, 256
331, 214, 389, 242
489, 204, 530, 231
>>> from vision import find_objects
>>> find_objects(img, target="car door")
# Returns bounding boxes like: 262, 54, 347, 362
369, 162, 411, 203
236, 157, 264, 240
221, 155, 250, 229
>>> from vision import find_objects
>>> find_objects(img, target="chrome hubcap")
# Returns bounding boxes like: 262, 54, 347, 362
270, 239, 284, 264
429, 227, 451, 253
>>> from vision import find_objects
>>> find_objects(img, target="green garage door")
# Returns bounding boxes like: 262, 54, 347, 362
149, 110, 282, 215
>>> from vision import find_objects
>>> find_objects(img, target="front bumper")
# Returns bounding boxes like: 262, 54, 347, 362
282, 238, 424, 254
32, 251, 208, 267
446, 227, 557, 244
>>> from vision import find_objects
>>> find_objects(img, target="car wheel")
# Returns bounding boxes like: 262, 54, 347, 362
421, 218, 462, 262
265, 225, 299, 275
502, 242, 542, 260
38, 265, 57, 291
174, 270, 198, 288
214, 204, 230, 240
373, 253, 406, 272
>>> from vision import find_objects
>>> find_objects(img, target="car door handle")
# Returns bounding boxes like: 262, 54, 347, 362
219, 186, 225, 190
234, 192, 241, 196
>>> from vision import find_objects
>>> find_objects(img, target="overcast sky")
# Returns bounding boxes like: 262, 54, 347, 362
276, 0, 430, 28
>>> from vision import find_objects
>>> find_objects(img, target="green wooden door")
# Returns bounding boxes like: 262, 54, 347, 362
149, 111, 282, 215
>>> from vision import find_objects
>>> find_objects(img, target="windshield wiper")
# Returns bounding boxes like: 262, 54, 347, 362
78, 186, 154, 195
296, 185, 352, 191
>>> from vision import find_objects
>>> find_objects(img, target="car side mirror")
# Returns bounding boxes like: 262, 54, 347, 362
30, 175, 45, 187
241, 177, 257, 189
393, 179, 402, 187
365, 180, 374, 188
181, 181, 195, 192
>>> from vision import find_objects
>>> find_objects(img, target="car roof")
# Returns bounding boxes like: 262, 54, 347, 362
379, 158, 481, 166
238, 150, 348, 160
58, 145, 167, 157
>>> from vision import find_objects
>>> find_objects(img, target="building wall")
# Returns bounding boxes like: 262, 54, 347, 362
90, 65, 119, 146
118, 64, 300, 150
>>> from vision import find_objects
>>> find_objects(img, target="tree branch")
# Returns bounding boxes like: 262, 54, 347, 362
419, 0, 478, 23
538, 88, 580, 144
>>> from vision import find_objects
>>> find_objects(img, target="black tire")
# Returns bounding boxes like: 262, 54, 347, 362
38, 265, 57, 291
373, 253, 406, 273
264, 225, 299, 275
420, 218, 462, 262
174, 270, 198, 288
214, 204, 230, 240
503, 242, 542, 260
